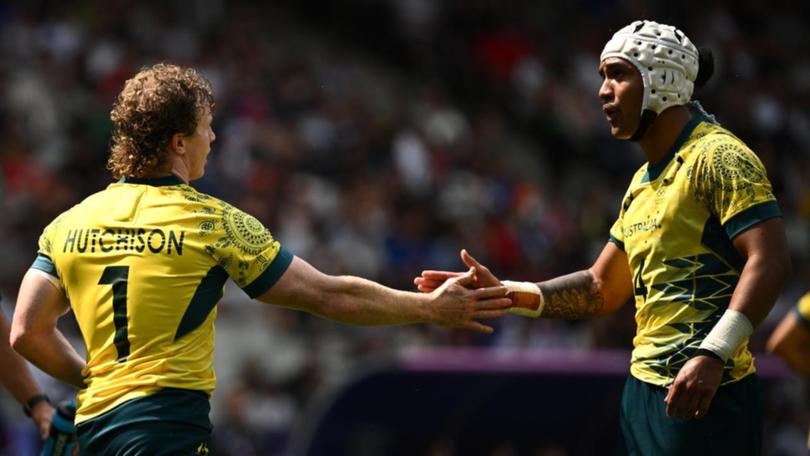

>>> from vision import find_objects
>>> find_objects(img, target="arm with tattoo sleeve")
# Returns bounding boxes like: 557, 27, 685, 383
536, 270, 604, 319
415, 243, 633, 319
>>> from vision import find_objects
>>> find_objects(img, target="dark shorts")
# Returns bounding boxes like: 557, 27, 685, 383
617, 374, 762, 456
77, 388, 213, 456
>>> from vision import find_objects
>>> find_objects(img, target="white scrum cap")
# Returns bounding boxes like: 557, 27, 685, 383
600, 20, 699, 115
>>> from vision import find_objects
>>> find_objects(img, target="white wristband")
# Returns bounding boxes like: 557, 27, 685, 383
502, 280, 544, 318
698, 309, 754, 362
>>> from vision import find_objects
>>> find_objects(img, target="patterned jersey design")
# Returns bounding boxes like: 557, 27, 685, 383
609, 117, 780, 386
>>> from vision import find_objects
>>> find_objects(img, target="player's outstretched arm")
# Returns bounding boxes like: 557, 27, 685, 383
0, 311, 55, 438
767, 310, 810, 378
414, 243, 633, 319
10, 270, 86, 389
257, 256, 512, 334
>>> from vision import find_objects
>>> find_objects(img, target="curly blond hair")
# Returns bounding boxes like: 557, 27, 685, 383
107, 63, 214, 178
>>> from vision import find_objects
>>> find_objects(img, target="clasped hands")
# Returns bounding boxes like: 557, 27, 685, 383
416, 249, 512, 334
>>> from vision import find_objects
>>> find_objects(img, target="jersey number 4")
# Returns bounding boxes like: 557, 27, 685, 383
634, 258, 648, 301
98, 266, 131, 362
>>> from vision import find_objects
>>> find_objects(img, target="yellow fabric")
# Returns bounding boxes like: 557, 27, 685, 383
37, 179, 288, 423
609, 117, 779, 386
796, 293, 810, 322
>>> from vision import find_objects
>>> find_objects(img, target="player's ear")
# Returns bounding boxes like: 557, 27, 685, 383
169, 132, 185, 155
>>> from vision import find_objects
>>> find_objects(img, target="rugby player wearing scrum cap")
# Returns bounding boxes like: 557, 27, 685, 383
416, 20, 791, 455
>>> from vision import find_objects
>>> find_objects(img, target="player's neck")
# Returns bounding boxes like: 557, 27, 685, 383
169, 167, 190, 184
638, 106, 693, 165
166, 154, 191, 184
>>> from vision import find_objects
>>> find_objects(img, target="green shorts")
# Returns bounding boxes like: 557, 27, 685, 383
616, 374, 762, 456
77, 388, 213, 456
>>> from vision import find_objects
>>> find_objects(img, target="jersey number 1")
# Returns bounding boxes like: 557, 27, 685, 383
98, 266, 130, 362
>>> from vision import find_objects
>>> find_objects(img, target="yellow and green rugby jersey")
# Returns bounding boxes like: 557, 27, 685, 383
609, 116, 781, 387
30, 176, 292, 424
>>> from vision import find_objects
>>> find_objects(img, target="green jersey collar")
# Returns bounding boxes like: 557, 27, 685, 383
120, 175, 185, 187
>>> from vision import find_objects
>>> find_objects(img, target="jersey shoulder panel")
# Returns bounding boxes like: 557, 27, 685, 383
38, 210, 70, 258
181, 187, 292, 295
688, 124, 778, 235
37, 186, 118, 258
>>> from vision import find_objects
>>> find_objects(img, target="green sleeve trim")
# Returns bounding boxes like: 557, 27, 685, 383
608, 235, 625, 251
242, 248, 294, 299
723, 200, 782, 240
793, 306, 810, 332
31, 254, 58, 278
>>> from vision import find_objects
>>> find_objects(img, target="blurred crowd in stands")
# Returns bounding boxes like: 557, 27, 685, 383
1, 1, 809, 454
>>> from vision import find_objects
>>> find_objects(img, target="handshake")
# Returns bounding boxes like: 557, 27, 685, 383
412, 249, 545, 333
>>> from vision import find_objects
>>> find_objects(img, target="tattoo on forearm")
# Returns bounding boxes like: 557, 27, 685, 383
538, 270, 603, 319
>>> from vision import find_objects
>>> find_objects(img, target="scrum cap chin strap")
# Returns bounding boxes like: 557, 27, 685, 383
630, 109, 657, 142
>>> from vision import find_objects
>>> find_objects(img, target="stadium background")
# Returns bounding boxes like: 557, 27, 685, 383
0, 0, 808, 454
